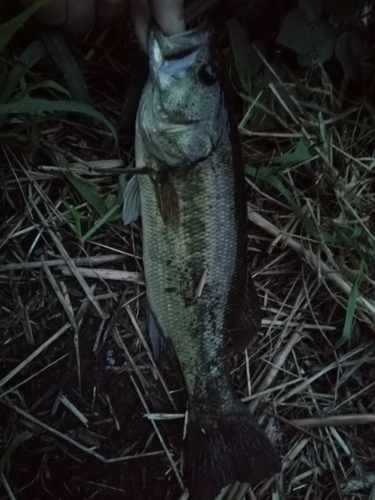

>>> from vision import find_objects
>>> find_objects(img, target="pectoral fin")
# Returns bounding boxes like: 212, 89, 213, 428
122, 175, 141, 225
230, 273, 262, 352
123, 165, 180, 228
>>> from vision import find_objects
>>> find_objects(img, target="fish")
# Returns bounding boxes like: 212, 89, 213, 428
134, 25, 281, 500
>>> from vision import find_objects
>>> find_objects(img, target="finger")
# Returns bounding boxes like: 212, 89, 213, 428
19, 0, 66, 26
130, 0, 151, 53
96, 0, 129, 29
64, 0, 96, 36
149, 0, 185, 36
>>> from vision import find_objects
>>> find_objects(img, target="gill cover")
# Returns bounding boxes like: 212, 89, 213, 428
137, 26, 227, 167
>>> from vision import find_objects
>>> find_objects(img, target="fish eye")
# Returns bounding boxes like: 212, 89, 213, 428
198, 63, 219, 86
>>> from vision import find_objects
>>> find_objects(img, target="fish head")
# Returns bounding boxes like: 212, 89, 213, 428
138, 26, 229, 167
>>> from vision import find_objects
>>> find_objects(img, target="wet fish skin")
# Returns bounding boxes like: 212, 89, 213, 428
135, 26, 281, 500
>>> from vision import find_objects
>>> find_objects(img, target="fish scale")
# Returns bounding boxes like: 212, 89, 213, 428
134, 25, 281, 500
138, 148, 240, 396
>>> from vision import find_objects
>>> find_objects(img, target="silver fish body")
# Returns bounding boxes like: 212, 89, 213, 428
135, 26, 280, 500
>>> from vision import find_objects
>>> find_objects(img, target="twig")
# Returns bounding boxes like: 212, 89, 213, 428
125, 305, 177, 411
96, 289, 127, 354
145, 413, 185, 420
59, 266, 143, 283
248, 209, 375, 321
2, 399, 106, 461
250, 331, 302, 412
273, 413, 332, 445
0, 254, 125, 272
106, 394, 121, 431
60, 395, 89, 427
241, 377, 304, 403
41, 258, 77, 329
290, 414, 375, 428
194, 268, 208, 299
31, 202, 108, 319
106, 451, 165, 463
40, 159, 124, 171
130, 375, 184, 490
277, 345, 368, 404
0, 354, 69, 399
17, 295, 34, 345
112, 326, 149, 390
1, 474, 16, 500
0, 323, 71, 390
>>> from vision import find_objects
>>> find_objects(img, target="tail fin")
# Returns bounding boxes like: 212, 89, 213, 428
184, 403, 281, 500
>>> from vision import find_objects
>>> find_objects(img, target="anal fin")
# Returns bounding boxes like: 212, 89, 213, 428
147, 309, 176, 369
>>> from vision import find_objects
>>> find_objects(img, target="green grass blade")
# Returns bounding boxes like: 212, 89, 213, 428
0, 97, 118, 145
40, 30, 90, 104
227, 19, 252, 91
62, 200, 82, 238
239, 90, 263, 129
14, 80, 71, 100
246, 164, 334, 242
103, 193, 122, 220
271, 138, 312, 167
82, 203, 120, 242
65, 173, 108, 216
1, 40, 48, 102
0, 0, 51, 53
117, 173, 127, 206
246, 165, 297, 207
333, 260, 365, 350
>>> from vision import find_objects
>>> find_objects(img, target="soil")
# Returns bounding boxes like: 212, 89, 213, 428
1, 280, 185, 500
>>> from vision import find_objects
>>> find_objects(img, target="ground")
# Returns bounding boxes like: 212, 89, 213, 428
1, 1, 375, 500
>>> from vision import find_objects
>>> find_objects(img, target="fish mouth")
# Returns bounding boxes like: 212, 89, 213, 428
149, 24, 212, 67
141, 25, 219, 166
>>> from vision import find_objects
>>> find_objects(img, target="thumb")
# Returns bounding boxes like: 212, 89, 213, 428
130, 0, 151, 53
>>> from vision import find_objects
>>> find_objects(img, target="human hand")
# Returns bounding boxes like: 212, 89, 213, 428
131, 0, 185, 52
20, 0, 185, 51
20, 0, 129, 37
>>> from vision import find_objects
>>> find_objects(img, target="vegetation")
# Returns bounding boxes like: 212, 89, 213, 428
1, 0, 375, 499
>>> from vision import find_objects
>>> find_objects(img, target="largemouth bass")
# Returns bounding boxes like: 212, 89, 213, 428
135, 25, 281, 500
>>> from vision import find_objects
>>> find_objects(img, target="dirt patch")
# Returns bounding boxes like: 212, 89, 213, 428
1, 296, 184, 500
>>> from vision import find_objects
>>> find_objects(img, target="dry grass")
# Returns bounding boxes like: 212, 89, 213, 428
1, 15, 375, 500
